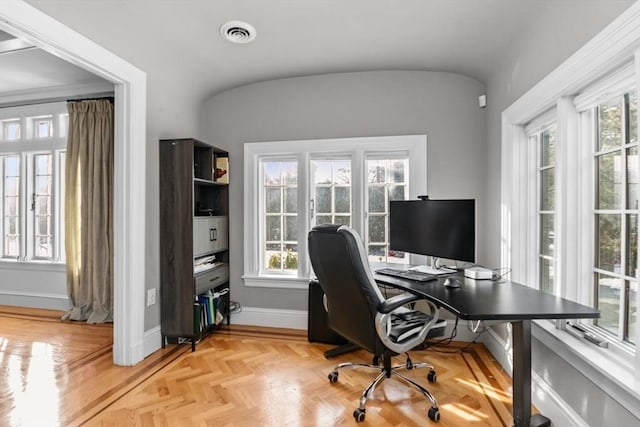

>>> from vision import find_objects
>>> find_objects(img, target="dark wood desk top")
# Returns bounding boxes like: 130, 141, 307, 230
373, 266, 600, 321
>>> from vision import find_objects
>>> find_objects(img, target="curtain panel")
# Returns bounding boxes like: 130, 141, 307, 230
63, 99, 114, 323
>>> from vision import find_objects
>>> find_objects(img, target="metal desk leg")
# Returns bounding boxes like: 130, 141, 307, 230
512, 320, 550, 427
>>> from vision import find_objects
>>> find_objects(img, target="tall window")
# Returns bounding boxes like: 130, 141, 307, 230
34, 153, 53, 259
503, 7, 639, 400
366, 158, 408, 264
244, 135, 427, 287
263, 160, 298, 272
593, 91, 637, 344
2, 156, 20, 258
0, 103, 67, 263
312, 159, 352, 228
538, 126, 556, 294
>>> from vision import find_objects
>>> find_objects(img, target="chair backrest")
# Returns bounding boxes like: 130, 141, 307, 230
308, 224, 386, 355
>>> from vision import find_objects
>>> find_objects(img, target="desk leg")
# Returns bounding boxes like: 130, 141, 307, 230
511, 320, 550, 427
324, 342, 359, 359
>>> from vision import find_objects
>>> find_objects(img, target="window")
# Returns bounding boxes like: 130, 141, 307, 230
263, 160, 298, 272
0, 103, 67, 263
538, 126, 556, 294
2, 119, 21, 141
366, 158, 408, 264
244, 135, 427, 288
507, 66, 639, 359
32, 116, 54, 139
502, 4, 639, 410
2, 156, 20, 257
312, 159, 352, 228
592, 90, 637, 344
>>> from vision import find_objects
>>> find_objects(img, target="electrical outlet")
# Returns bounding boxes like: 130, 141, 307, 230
147, 288, 156, 307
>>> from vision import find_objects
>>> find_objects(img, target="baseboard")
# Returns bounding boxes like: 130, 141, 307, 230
482, 327, 589, 427
231, 307, 308, 330
0, 290, 70, 311
143, 325, 162, 357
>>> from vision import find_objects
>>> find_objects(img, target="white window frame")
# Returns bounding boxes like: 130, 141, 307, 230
576, 69, 638, 349
0, 102, 67, 265
501, 2, 640, 412
525, 113, 558, 294
243, 135, 427, 289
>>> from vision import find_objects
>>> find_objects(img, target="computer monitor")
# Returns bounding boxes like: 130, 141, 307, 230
389, 198, 476, 267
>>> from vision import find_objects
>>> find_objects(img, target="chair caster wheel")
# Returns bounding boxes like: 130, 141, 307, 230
328, 371, 338, 383
406, 359, 413, 370
427, 369, 437, 383
428, 406, 440, 422
353, 408, 366, 422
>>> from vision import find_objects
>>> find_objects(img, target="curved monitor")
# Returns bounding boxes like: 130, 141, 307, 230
389, 199, 475, 263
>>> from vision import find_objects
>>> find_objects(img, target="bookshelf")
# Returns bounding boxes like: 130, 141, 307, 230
159, 138, 230, 351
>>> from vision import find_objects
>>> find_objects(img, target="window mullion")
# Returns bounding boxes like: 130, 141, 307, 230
21, 152, 30, 261
298, 152, 310, 278
352, 149, 364, 237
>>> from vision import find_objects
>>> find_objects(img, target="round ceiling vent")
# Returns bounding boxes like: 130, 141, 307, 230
220, 21, 256, 44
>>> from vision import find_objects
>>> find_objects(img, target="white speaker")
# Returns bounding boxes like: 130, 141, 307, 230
478, 94, 487, 108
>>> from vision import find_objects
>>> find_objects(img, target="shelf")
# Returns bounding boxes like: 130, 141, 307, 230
194, 177, 228, 186
160, 138, 230, 352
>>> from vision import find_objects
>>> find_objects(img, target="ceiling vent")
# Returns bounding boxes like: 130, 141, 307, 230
220, 21, 256, 44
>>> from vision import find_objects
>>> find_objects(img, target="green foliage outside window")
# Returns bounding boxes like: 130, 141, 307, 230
268, 249, 299, 270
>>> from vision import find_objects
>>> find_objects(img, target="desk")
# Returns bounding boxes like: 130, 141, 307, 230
373, 268, 600, 427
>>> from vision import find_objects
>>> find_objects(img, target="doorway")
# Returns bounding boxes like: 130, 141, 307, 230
0, 2, 147, 365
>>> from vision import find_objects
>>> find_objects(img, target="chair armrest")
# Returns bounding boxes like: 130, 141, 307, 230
377, 293, 421, 314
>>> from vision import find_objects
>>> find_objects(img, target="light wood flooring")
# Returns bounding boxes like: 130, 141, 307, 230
0, 305, 522, 426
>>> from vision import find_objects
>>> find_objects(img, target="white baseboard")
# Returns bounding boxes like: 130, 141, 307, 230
482, 327, 588, 427
231, 307, 308, 330
143, 325, 162, 357
0, 290, 70, 311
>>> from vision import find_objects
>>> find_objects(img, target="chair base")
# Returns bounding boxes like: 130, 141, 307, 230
328, 353, 440, 423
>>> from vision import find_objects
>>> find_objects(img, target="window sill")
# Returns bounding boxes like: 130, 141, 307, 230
532, 319, 640, 418
242, 274, 309, 290
0, 260, 66, 273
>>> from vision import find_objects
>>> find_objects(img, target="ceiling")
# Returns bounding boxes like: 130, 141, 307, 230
0, 29, 110, 100
3, 0, 636, 103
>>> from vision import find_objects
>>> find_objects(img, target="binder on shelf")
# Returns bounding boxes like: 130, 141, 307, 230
193, 302, 203, 336
206, 292, 216, 325
197, 291, 220, 328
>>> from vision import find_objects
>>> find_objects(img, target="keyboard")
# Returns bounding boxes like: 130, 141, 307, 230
375, 268, 437, 282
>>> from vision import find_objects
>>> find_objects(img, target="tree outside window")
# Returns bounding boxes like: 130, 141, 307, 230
594, 90, 637, 344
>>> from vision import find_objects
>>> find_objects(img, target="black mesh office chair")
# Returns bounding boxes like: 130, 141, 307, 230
308, 224, 441, 423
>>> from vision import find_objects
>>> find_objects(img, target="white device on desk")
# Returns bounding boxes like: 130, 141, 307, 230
464, 266, 493, 280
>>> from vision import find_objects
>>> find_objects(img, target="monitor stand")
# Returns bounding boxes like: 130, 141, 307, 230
409, 257, 456, 275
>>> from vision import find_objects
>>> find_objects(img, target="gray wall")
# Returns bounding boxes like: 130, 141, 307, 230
201, 70, 486, 310
484, 1, 637, 425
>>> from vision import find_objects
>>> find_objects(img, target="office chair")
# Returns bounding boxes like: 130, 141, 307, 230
308, 224, 441, 423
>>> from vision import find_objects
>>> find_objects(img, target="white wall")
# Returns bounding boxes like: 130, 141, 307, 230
201, 70, 487, 311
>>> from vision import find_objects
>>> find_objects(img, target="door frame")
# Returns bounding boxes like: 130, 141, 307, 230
0, 0, 147, 365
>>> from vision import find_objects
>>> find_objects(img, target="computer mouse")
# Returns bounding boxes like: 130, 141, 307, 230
444, 278, 461, 288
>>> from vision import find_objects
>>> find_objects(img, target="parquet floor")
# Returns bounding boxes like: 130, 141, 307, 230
0, 305, 521, 426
